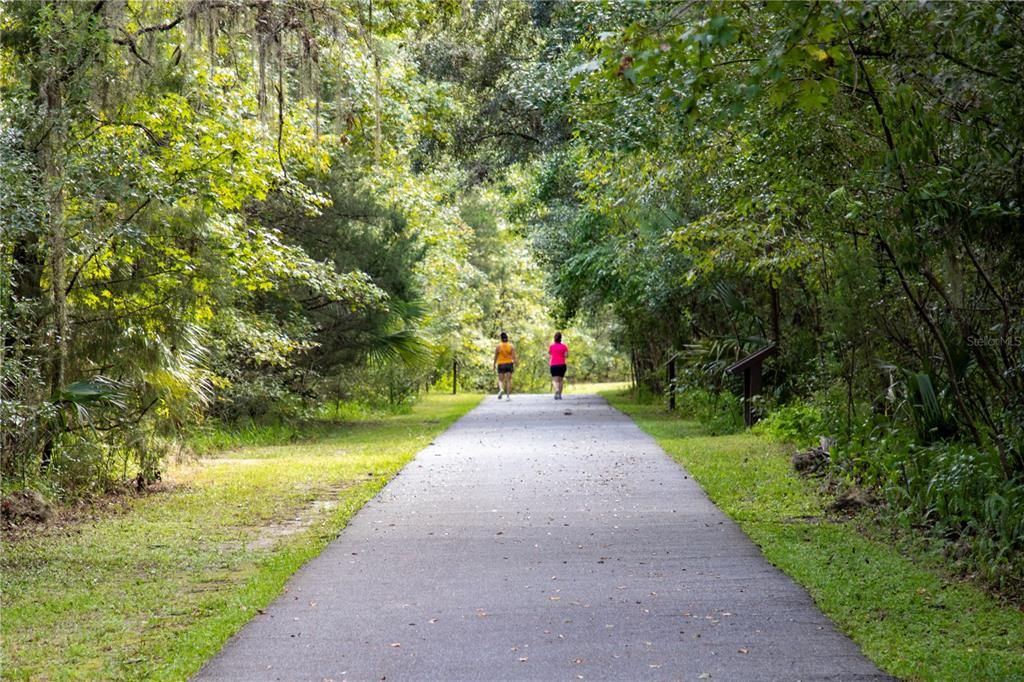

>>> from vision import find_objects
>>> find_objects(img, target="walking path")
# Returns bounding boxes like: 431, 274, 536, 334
195, 393, 889, 681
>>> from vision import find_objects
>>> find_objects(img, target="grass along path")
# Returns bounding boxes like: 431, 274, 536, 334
604, 390, 1024, 681
0, 393, 482, 681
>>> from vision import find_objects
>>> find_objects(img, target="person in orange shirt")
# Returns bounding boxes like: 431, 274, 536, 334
493, 332, 517, 400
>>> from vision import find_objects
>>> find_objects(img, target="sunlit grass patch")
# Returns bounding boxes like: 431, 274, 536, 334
567, 380, 630, 394
603, 389, 1024, 681
0, 393, 482, 681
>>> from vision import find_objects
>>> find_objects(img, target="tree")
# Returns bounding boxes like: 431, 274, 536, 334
559, 1, 1023, 474
1, 0, 389, 488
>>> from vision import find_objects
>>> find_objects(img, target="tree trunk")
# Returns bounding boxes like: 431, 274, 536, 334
769, 277, 781, 346
39, 63, 68, 471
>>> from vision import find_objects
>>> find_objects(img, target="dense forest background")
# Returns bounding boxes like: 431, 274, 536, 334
2, 1, 1022, 592
0, 0, 626, 496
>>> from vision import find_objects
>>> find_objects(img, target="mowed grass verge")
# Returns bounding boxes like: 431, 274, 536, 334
1, 393, 482, 681
603, 391, 1024, 681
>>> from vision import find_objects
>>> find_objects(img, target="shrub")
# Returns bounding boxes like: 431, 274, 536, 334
756, 403, 827, 444
672, 386, 745, 434
757, 396, 1024, 595
889, 442, 1024, 592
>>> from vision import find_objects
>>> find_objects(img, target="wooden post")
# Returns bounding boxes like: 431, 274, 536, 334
452, 358, 457, 395
726, 344, 777, 427
630, 351, 638, 394
742, 369, 754, 426
667, 357, 676, 411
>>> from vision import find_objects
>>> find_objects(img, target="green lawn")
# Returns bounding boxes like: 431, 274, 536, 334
604, 391, 1024, 681
0, 393, 481, 681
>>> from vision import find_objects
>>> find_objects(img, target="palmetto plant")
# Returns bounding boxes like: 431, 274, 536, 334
902, 371, 958, 444
362, 300, 435, 369
33, 377, 126, 477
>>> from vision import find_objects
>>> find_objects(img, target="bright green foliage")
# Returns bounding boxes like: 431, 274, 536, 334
1, 0, 391, 492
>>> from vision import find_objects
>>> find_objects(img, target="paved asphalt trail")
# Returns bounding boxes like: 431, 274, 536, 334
195, 393, 889, 681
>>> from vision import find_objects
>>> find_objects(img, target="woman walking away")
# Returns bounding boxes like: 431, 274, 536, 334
549, 331, 569, 400
493, 332, 517, 400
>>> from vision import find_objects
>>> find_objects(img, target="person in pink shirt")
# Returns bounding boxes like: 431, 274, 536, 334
548, 331, 569, 400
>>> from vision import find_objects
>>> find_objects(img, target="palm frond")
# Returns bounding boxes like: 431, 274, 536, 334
365, 327, 435, 367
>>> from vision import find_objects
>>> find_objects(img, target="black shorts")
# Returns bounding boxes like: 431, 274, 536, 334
497, 363, 514, 374
550, 364, 567, 377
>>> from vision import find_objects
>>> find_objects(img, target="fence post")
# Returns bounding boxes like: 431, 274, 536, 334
668, 357, 676, 411
452, 358, 457, 395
